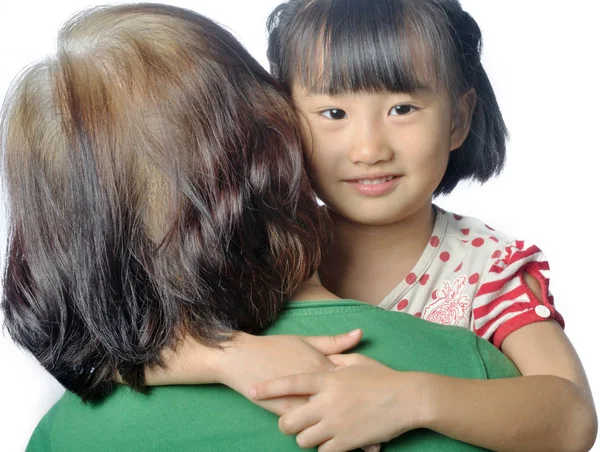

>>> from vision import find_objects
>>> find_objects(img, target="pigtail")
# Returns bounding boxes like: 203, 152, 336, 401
266, 3, 287, 82
436, 7, 508, 195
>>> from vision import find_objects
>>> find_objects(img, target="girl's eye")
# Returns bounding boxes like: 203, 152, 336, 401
389, 104, 416, 116
320, 108, 347, 120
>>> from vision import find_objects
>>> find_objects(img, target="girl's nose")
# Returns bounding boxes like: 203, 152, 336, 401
348, 123, 393, 165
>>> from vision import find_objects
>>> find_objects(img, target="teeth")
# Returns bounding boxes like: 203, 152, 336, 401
357, 176, 395, 185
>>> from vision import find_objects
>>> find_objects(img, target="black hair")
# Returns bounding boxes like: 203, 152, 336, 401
267, 0, 508, 194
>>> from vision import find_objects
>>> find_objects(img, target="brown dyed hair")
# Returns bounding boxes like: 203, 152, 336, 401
1, 3, 328, 400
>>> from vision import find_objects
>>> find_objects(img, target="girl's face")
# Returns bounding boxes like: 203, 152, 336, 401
293, 85, 471, 226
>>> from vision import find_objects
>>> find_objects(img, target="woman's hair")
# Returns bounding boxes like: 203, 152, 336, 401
1, 3, 328, 401
267, 0, 508, 195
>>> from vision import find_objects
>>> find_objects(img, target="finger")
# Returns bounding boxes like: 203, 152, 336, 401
362, 445, 382, 452
260, 395, 308, 417
278, 404, 322, 436
296, 422, 331, 450
327, 353, 364, 368
319, 438, 377, 452
318, 437, 343, 452
301, 330, 362, 355
250, 373, 324, 400
319, 439, 373, 452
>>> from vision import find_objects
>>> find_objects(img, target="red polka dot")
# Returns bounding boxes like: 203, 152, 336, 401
486, 224, 495, 231
414, 312, 422, 318
492, 250, 502, 259
472, 238, 485, 247
461, 228, 470, 235
419, 274, 430, 285
405, 273, 417, 285
469, 273, 480, 284
440, 252, 451, 262
454, 262, 463, 272
397, 299, 409, 311
489, 236, 499, 243
462, 239, 469, 243
430, 236, 440, 247
454, 214, 463, 221
432, 290, 438, 300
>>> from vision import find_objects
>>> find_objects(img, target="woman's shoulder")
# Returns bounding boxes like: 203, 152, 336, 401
26, 395, 65, 452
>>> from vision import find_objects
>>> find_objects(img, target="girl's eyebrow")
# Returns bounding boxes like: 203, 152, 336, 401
396, 87, 434, 98
301, 87, 433, 99
300, 80, 434, 97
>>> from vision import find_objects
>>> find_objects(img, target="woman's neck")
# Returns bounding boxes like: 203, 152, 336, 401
290, 274, 340, 302
319, 203, 436, 305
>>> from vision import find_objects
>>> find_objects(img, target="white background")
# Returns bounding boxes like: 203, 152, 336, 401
0, 1, 598, 451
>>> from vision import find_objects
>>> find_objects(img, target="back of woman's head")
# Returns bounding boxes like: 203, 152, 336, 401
1, 3, 327, 400
267, 0, 508, 194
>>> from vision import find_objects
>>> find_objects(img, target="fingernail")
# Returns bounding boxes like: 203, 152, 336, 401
348, 329, 361, 337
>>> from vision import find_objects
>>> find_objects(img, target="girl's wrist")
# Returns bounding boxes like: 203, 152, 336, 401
394, 371, 441, 432
416, 372, 448, 431
212, 331, 255, 387
150, 332, 246, 386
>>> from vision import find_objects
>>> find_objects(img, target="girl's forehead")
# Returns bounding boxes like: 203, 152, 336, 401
286, 32, 448, 97
277, 0, 459, 96
288, 54, 440, 98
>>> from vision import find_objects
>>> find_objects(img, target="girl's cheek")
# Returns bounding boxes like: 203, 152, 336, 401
308, 150, 327, 173
307, 148, 338, 182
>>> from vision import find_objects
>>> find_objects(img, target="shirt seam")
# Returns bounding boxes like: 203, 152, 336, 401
378, 206, 449, 310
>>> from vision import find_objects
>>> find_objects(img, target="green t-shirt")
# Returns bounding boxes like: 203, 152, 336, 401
27, 300, 519, 451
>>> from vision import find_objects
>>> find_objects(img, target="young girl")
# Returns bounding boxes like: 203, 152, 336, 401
146, 0, 596, 450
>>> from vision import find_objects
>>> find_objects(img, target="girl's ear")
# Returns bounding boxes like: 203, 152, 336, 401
450, 88, 477, 151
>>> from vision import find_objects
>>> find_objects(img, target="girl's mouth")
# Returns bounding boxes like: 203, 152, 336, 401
345, 175, 402, 196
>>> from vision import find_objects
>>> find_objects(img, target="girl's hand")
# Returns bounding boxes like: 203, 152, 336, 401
215, 331, 364, 416
145, 329, 364, 417
250, 354, 427, 452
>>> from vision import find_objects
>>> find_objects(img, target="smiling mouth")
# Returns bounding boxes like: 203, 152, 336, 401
344, 175, 402, 197
354, 175, 397, 185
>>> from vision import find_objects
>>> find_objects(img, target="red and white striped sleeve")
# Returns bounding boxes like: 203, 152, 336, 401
472, 240, 565, 348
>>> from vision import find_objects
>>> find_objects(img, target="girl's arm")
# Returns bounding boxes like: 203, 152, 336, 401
422, 320, 596, 452
421, 261, 597, 450
143, 329, 364, 416
251, 322, 596, 452
143, 328, 384, 452
251, 279, 597, 452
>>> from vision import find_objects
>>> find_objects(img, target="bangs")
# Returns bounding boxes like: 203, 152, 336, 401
280, 0, 459, 95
